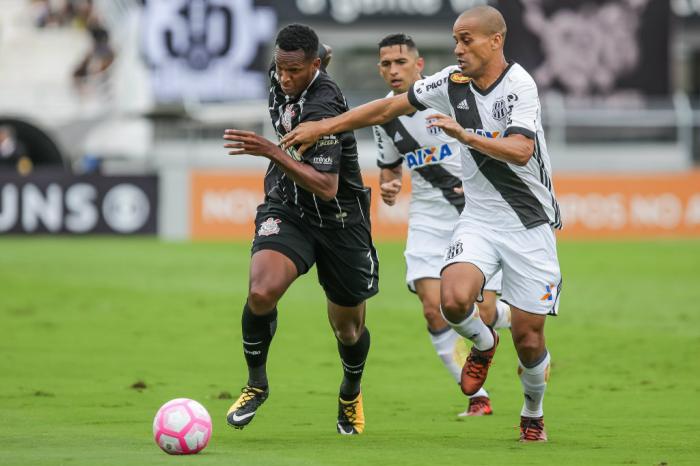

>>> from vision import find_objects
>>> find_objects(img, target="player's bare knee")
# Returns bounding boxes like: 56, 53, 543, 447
334, 325, 361, 345
512, 331, 545, 362
247, 286, 279, 315
441, 290, 477, 323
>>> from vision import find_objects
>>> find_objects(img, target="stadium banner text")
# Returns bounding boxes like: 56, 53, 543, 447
267, 0, 670, 98
0, 174, 158, 235
137, 0, 670, 102
190, 170, 700, 240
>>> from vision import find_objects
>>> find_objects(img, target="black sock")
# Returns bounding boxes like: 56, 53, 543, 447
241, 302, 277, 388
337, 328, 370, 400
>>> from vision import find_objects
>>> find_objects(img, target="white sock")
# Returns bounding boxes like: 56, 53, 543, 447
493, 300, 511, 329
430, 329, 490, 399
429, 328, 462, 383
441, 305, 494, 351
518, 350, 551, 418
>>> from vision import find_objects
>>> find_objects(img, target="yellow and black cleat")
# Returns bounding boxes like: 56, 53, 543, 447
226, 385, 269, 430
337, 392, 365, 435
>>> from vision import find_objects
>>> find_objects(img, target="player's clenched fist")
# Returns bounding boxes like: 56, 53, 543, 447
380, 179, 402, 206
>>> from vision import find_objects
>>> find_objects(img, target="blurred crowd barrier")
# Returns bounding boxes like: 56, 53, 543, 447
0, 173, 157, 234
1, 168, 699, 239
188, 170, 700, 240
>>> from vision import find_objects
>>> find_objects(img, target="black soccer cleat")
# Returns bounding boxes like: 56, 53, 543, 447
226, 385, 269, 430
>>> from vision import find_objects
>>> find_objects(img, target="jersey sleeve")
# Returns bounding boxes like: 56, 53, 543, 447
503, 76, 539, 140
407, 67, 453, 116
297, 91, 345, 173
373, 125, 402, 169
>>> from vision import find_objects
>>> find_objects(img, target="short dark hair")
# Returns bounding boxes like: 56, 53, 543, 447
378, 33, 418, 53
276, 24, 319, 60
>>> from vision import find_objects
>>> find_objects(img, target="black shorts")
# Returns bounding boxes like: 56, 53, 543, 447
251, 201, 379, 307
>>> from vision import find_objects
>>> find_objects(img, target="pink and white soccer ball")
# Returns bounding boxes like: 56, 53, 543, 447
153, 398, 212, 455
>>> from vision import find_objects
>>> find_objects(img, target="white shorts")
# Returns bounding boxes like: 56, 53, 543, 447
405, 226, 502, 293
442, 222, 562, 315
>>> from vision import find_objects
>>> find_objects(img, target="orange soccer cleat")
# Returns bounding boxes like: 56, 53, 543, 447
519, 416, 548, 442
458, 396, 493, 417
460, 329, 499, 396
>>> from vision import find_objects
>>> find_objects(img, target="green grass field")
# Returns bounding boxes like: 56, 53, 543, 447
1, 238, 699, 465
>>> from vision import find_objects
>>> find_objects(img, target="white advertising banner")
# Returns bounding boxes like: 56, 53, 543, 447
141, 0, 277, 102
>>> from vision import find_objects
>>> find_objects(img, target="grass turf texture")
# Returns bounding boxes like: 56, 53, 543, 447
1, 238, 699, 465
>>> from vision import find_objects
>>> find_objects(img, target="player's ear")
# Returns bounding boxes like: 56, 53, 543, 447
491, 32, 504, 50
319, 43, 332, 70
416, 56, 425, 73
312, 57, 321, 72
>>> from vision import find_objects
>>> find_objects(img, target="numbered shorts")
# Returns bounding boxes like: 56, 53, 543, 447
251, 202, 379, 307
405, 225, 502, 293
442, 221, 562, 315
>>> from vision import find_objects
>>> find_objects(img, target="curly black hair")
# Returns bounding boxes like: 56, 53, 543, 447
378, 33, 418, 52
276, 24, 319, 60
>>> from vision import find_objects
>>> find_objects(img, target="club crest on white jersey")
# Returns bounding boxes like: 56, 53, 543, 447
492, 98, 507, 120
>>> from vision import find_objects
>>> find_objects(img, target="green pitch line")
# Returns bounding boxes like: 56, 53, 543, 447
1, 238, 699, 465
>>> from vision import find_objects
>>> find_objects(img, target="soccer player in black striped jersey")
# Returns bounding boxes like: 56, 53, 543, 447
373, 33, 511, 417
222, 24, 378, 435
282, 6, 562, 442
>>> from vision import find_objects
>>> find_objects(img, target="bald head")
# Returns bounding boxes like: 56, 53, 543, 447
452, 5, 508, 83
457, 5, 507, 41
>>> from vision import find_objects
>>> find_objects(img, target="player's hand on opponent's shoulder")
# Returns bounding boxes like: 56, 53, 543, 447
380, 179, 402, 206
280, 120, 327, 156
426, 113, 470, 144
223, 129, 278, 158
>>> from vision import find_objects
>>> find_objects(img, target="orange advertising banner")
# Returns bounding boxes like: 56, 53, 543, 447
554, 171, 700, 238
190, 172, 263, 239
190, 170, 412, 240
190, 170, 700, 240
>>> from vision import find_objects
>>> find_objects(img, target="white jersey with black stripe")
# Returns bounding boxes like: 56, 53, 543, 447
373, 91, 464, 231
407, 62, 562, 232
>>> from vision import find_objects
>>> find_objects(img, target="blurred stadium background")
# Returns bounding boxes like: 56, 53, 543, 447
1, 0, 699, 240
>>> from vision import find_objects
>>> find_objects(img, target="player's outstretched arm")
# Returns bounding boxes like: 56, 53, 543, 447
223, 129, 339, 200
280, 93, 416, 155
426, 114, 534, 166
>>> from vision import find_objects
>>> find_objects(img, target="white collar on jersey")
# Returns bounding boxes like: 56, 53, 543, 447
470, 61, 514, 96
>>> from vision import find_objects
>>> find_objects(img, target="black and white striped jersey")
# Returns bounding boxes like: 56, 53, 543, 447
408, 62, 562, 231
266, 68, 369, 229
373, 91, 464, 231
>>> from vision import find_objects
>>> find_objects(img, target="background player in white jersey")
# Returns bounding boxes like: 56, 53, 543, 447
373, 33, 510, 417
281, 6, 562, 442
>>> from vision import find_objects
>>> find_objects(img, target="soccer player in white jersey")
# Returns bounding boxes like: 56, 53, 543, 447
281, 6, 562, 442
373, 33, 511, 417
